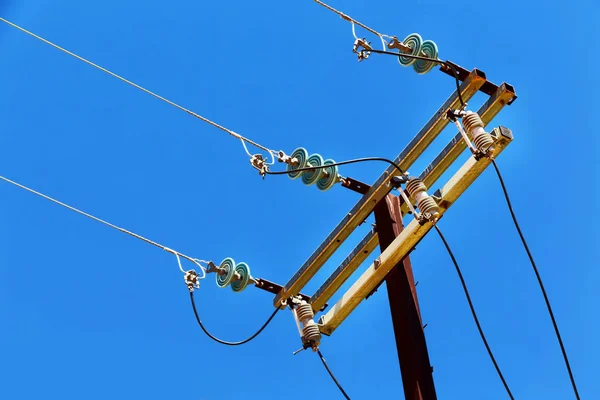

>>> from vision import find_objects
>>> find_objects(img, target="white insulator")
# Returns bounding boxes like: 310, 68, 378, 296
463, 111, 495, 153
296, 303, 314, 325
302, 323, 321, 350
406, 178, 439, 220
414, 190, 429, 207
294, 301, 321, 351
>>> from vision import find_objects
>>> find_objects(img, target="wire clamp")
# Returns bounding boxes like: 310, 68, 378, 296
445, 108, 466, 121
353, 38, 372, 62
184, 269, 200, 292
250, 154, 269, 178
390, 172, 410, 188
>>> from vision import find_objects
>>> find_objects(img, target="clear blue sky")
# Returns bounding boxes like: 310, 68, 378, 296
0, 1, 597, 399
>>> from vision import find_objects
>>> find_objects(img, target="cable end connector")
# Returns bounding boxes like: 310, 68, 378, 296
445, 108, 466, 122
250, 154, 270, 178
390, 172, 410, 189
184, 269, 200, 292
353, 38, 372, 62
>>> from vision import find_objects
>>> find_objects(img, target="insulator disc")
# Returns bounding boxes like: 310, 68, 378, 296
406, 178, 426, 198
287, 147, 309, 180
302, 324, 322, 343
296, 303, 315, 322
316, 159, 339, 192
413, 40, 438, 74
216, 257, 236, 288
301, 154, 324, 186
473, 133, 495, 153
463, 112, 484, 134
418, 196, 439, 216
231, 262, 251, 293
398, 33, 423, 67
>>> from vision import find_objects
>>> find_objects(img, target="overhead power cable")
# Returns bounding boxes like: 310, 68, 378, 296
189, 291, 279, 346
491, 160, 580, 399
365, 49, 464, 107
0, 17, 276, 159
311, 1, 465, 106
0, 174, 200, 266
434, 225, 515, 399
317, 349, 351, 400
266, 156, 405, 176
314, 0, 389, 44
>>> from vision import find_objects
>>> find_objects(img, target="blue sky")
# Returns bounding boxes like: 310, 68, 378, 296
0, 1, 598, 399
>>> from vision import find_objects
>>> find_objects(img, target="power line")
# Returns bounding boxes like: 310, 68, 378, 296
311, 1, 466, 107
189, 291, 279, 346
265, 156, 405, 176
434, 225, 515, 399
317, 349, 351, 400
314, 0, 386, 39
0, 16, 275, 157
0, 174, 199, 265
491, 160, 580, 399
365, 49, 464, 107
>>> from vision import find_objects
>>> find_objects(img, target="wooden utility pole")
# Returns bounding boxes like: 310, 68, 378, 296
374, 194, 437, 400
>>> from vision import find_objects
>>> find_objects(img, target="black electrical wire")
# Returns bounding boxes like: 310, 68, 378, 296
491, 159, 580, 399
433, 225, 515, 399
189, 291, 279, 346
265, 156, 404, 176
317, 349, 351, 400
365, 49, 464, 108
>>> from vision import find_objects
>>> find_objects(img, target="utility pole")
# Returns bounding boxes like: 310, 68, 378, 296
374, 194, 437, 400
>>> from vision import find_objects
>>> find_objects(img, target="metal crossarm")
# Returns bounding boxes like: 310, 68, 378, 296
274, 69, 488, 307
318, 127, 514, 335
308, 83, 515, 313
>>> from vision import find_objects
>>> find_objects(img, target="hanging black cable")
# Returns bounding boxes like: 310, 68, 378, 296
365, 49, 464, 108
189, 291, 279, 346
317, 349, 351, 400
433, 225, 515, 399
491, 159, 580, 399
265, 156, 404, 176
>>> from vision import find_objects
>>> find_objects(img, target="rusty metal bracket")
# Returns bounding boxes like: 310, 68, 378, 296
440, 61, 517, 105
255, 278, 328, 311
341, 176, 371, 194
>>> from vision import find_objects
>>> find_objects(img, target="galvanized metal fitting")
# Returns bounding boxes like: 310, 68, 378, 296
277, 150, 295, 165
386, 36, 412, 52
205, 261, 221, 274
250, 154, 269, 177
184, 270, 200, 292
353, 38, 372, 62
